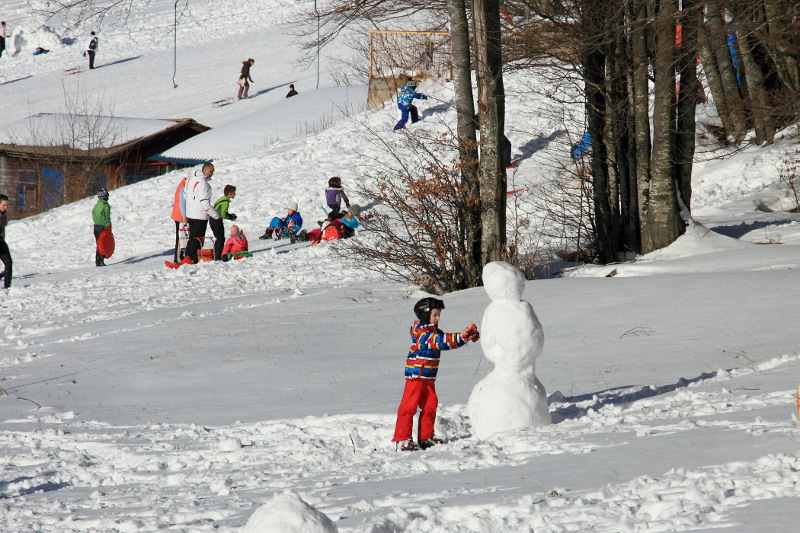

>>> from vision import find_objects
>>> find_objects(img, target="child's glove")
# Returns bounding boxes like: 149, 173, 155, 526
462, 324, 480, 342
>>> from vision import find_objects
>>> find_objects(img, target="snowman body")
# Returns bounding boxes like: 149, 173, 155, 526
467, 261, 551, 439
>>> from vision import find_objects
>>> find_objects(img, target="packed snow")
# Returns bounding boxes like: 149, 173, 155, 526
2, 0, 800, 531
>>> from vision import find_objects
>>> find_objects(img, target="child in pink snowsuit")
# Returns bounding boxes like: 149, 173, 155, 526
391, 297, 479, 451
221, 225, 248, 261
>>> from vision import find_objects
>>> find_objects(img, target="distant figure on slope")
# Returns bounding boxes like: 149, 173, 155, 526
322, 176, 350, 223
84, 31, 98, 69
393, 76, 427, 131
92, 188, 111, 267
0, 193, 12, 289
222, 225, 250, 261
391, 297, 479, 451
237, 58, 255, 99
181, 163, 220, 266
33, 47, 49, 55
170, 174, 189, 263
0, 21, 8, 59
285, 83, 298, 98
210, 184, 238, 260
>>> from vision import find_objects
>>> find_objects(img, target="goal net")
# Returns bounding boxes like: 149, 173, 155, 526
369, 31, 453, 81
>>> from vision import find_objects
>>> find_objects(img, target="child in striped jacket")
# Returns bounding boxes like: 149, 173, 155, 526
391, 297, 479, 451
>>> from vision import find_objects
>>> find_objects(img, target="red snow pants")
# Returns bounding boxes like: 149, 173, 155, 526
392, 379, 438, 442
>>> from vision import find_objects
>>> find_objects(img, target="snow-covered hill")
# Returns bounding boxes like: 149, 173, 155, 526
2, 1, 800, 531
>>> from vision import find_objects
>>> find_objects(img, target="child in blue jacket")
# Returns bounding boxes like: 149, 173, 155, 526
393, 78, 427, 131
260, 201, 303, 240
391, 297, 479, 451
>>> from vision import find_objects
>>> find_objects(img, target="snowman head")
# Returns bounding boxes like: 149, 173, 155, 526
483, 261, 525, 301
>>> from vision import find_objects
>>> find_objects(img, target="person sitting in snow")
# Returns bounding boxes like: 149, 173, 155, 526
221, 225, 250, 261
393, 75, 427, 131
309, 204, 361, 246
391, 297, 479, 451
259, 201, 303, 240
285, 83, 298, 98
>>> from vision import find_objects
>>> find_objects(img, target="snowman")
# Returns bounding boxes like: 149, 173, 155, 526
467, 261, 551, 439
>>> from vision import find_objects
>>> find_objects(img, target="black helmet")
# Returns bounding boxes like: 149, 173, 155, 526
414, 297, 445, 323
97, 188, 109, 200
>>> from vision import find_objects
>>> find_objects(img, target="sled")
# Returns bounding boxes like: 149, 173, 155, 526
63, 66, 85, 75
212, 97, 234, 108
97, 227, 115, 258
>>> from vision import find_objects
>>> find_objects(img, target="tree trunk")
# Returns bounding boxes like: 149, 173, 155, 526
729, 3, 776, 143
697, 20, 734, 138
447, 0, 482, 287
707, 1, 748, 143
675, 0, 698, 210
632, 0, 651, 254
582, 0, 616, 262
643, 0, 682, 253
472, 0, 507, 264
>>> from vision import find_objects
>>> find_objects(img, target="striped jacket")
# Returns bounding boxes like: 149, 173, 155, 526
404, 320, 466, 380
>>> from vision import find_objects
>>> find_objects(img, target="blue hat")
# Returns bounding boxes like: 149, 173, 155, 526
341, 216, 359, 229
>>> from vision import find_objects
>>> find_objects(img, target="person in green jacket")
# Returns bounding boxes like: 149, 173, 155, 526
210, 184, 237, 260
92, 188, 111, 266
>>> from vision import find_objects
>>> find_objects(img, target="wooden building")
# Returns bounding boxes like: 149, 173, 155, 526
0, 113, 209, 220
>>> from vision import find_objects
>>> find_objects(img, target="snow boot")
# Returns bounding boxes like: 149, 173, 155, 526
259, 229, 273, 240
418, 437, 444, 450
398, 439, 419, 452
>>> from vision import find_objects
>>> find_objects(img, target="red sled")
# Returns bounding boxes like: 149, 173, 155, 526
98, 227, 115, 258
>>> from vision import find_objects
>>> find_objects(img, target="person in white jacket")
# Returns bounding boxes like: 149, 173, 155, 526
84, 31, 98, 69
182, 163, 220, 265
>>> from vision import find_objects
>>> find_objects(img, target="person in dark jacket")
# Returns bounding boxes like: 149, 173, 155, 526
286, 84, 298, 98
84, 31, 98, 69
0, 194, 12, 289
92, 188, 111, 266
237, 58, 255, 99
0, 21, 8, 59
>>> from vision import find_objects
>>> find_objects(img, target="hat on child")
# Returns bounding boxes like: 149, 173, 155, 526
348, 204, 361, 216
287, 201, 298, 211
97, 188, 109, 200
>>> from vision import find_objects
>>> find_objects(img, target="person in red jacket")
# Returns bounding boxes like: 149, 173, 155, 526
171, 175, 188, 263
391, 297, 479, 451
221, 225, 249, 261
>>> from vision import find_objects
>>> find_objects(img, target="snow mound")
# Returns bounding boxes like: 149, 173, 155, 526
242, 490, 338, 533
